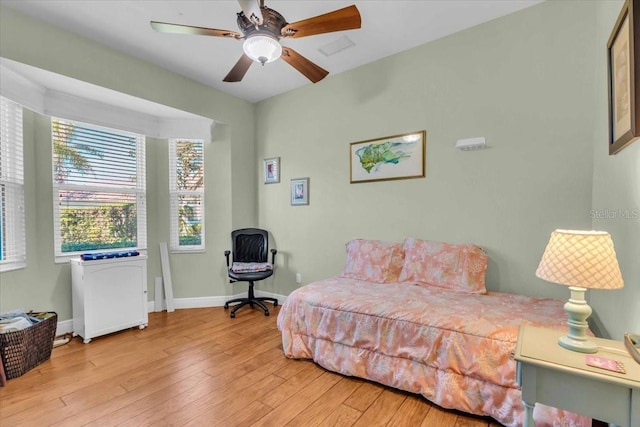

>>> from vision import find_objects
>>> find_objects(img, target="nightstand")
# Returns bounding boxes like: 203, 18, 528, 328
515, 325, 640, 427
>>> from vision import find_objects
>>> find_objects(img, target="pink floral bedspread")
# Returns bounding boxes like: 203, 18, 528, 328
277, 277, 591, 427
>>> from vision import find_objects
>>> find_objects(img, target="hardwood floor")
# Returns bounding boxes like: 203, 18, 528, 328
0, 306, 503, 426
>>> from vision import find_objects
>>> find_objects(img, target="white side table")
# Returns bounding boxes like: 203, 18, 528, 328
515, 325, 640, 427
71, 256, 148, 343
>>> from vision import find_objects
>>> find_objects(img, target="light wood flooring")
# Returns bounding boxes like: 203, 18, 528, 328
0, 305, 505, 426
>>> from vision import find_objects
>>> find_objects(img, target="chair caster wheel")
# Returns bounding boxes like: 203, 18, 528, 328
224, 304, 229, 309
274, 301, 278, 307
264, 311, 270, 317
230, 312, 236, 318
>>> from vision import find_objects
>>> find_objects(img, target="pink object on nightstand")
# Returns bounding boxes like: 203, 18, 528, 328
586, 355, 626, 374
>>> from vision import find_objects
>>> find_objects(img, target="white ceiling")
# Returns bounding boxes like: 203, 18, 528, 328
1, 0, 542, 104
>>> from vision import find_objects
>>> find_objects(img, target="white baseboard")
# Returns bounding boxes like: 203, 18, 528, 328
58, 291, 288, 335
56, 319, 74, 336
146, 290, 287, 312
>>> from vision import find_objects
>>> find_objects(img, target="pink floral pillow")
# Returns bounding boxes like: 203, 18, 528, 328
398, 237, 488, 294
340, 239, 405, 283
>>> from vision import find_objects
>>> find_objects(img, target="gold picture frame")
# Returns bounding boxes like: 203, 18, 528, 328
350, 130, 426, 183
607, 0, 640, 155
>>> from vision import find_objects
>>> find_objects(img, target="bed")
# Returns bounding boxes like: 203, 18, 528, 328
277, 238, 591, 427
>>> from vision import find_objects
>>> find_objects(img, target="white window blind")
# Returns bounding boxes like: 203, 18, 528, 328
169, 139, 205, 252
52, 118, 146, 260
0, 96, 26, 272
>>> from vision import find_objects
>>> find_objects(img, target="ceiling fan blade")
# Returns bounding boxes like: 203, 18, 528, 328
281, 5, 361, 39
237, 0, 263, 25
281, 47, 329, 83
150, 21, 242, 39
223, 54, 254, 82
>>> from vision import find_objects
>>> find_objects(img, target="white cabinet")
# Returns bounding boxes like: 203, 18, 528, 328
71, 256, 148, 343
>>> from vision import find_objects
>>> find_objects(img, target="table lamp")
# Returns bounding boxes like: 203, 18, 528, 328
535, 229, 624, 353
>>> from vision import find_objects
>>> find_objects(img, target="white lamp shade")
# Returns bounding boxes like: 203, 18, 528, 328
243, 35, 282, 65
536, 229, 623, 290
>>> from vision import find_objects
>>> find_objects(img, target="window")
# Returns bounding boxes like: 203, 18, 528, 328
0, 96, 26, 272
169, 139, 204, 252
52, 118, 146, 260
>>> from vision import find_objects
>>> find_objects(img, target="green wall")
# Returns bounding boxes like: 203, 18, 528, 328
590, 0, 640, 340
255, 0, 638, 338
256, 0, 596, 297
0, 5, 257, 319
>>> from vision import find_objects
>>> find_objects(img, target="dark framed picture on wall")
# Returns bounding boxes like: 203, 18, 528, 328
607, 0, 640, 155
290, 178, 309, 206
263, 157, 280, 184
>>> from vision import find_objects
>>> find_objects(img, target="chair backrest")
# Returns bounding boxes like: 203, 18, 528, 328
231, 228, 269, 263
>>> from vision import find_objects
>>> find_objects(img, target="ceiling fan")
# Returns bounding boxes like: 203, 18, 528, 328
150, 1, 361, 84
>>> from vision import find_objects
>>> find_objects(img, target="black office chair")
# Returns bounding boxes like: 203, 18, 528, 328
223, 228, 278, 318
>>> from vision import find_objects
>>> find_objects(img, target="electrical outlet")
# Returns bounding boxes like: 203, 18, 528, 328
295, 273, 302, 284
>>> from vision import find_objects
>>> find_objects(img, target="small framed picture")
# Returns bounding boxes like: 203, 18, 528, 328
290, 177, 309, 206
264, 157, 280, 184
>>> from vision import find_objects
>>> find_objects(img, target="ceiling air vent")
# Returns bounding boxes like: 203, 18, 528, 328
319, 36, 355, 57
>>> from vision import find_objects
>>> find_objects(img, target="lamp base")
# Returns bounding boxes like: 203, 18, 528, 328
558, 334, 597, 353
559, 286, 598, 354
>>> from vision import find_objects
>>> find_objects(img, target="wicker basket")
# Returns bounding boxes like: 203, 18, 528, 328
0, 312, 57, 380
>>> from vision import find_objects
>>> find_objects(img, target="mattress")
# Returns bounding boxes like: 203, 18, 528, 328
277, 277, 590, 427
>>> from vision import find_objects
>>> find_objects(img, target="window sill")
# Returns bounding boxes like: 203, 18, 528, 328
170, 247, 206, 254
0, 262, 27, 273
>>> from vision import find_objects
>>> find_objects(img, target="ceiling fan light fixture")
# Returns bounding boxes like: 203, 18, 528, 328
243, 34, 282, 65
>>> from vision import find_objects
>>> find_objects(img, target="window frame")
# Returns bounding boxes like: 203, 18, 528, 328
51, 117, 146, 263
0, 96, 26, 272
169, 138, 205, 253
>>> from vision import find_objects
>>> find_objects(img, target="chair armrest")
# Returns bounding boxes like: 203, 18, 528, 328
224, 250, 230, 267
271, 248, 277, 265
